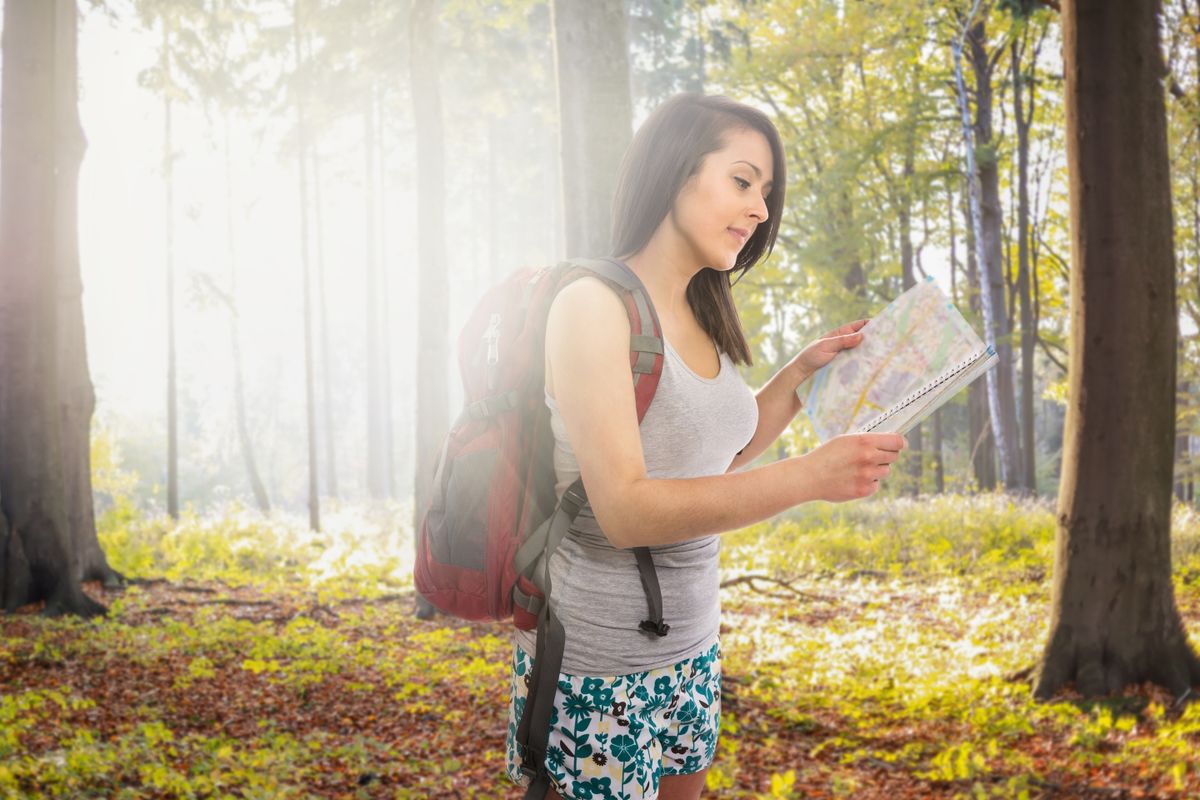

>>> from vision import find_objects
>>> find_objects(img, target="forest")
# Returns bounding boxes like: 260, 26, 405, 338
1, 0, 1200, 797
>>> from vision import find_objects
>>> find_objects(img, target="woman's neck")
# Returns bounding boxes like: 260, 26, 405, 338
621, 231, 702, 322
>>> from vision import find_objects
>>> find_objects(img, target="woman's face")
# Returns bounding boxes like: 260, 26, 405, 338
670, 126, 774, 272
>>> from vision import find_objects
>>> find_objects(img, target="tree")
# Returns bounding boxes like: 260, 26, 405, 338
551, 0, 634, 258
411, 0, 449, 619
1033, 0, 1200, 699
952, 3, 1026, 493
292, 0, 321, 531
0, 0, 107, 616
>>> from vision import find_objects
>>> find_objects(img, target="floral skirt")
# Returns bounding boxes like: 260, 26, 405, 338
505, 638, 721, 800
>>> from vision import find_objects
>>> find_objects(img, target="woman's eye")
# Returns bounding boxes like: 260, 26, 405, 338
734, 177, 750, 190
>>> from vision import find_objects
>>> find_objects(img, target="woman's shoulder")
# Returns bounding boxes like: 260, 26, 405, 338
548, 276, 631, 335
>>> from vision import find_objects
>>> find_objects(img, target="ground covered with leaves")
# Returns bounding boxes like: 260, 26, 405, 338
3, 495, 1200, 798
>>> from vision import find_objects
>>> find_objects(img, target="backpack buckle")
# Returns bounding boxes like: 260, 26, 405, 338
560, 484, 587, 518
639, 619, 671, 637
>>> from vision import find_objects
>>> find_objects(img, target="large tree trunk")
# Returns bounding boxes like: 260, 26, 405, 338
964, 18, 1024, 493
54, 0, 120, 588
0, 0, 104, 617
222, 119, 270, 514
293, 0, 320, 532
411, 0, 449, 620
1013, 35, 1038, 495
1034, 0, 1200, 699
551, 0, 634, 258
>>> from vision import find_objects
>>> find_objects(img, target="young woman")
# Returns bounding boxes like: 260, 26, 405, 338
507, 93, 907, 800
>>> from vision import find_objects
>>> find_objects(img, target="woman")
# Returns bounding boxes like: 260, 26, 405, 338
507, 93, 907, 800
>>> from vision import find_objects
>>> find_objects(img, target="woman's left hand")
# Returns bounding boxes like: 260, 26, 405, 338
790, 319, 870, 384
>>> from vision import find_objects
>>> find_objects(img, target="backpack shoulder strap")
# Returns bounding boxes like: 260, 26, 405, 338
562, 257, 664, 424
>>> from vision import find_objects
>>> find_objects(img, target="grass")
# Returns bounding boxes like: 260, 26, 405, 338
0, 493, 1198, 797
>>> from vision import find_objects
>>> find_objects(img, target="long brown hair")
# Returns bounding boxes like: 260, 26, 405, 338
610, 93, 786, 366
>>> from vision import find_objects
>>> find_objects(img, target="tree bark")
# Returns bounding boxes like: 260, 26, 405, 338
551, 0, 634, 258
963, 181, 996, 490
293, 0, 320, 532
162, 16, 179, 520
0, 0, 104, 616
899, 132, 922, 496
364, 86, 386, 501
411, 0, 450, 619
964, 18, 1024, 493
1013, 35, 1038, 495
307, 39, 338, 503
1034, 0, 1200, 699
377, 83, 395, 500
53, 0, 120, 588
222, 119, 270, 514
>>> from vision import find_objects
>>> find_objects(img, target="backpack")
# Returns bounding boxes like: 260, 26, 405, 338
413, 256, 671, 799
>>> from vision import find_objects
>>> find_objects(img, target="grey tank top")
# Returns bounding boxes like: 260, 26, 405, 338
512, 333, 759, 676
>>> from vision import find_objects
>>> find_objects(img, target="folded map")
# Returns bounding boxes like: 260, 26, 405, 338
799, 276, 999, 442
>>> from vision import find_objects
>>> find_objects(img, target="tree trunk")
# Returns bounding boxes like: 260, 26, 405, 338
162, 17, 179, 520
963, 18, 1023, 492
222, 119, 270, 514
899, 133, 922, 496
1034, 0, 1200, 700
0, 0, 104, 616
308, 38, 338, 502
364, 87, 386, 501
1013, 36, 1038, 495
377, 83, 395, 499
293, 0, 320, 532
551, 0, 634, 258
411, 0, 450, 619
963, 181, 996, 490
53, 0, 120, 588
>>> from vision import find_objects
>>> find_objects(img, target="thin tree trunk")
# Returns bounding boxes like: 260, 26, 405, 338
377, 83, 395, 499
163, 17, 179, 520
1013, 35, 1038, 495
307, 36, 338, 502
0, 0, 104, 616
1034, 0, 1200, 699
411, 0, 450, 619
899, 131, 922, 495
293, 0, 320, 532
364, 86, 386, 500
963, 178, 996, 490
223, 118, 270, 514
551, 0, 634, 258
954, 12, 1023, 492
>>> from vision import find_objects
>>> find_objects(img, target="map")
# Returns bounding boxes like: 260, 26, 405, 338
802, 276, 990, 442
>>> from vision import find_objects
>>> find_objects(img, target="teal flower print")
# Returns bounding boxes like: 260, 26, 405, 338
563, 692, 591, 721
610, 734, 638, 764
581, 677, 614, 709
654, 676, 672, 697
547, 745, 565, 769
585, 776, 617, 799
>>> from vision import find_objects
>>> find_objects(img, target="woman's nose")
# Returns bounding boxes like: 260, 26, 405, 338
751, 193, 768, 222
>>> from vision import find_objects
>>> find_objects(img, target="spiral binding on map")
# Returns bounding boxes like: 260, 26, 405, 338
859, 347, 993, 433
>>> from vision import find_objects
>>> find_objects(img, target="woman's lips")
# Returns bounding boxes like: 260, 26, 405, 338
728, 227, 749, 245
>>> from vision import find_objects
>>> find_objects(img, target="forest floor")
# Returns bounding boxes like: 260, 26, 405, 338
3, 494, 1200, 798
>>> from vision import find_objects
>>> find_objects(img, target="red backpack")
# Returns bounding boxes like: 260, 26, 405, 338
413, 256, 670, 799
414, 256, 669, 630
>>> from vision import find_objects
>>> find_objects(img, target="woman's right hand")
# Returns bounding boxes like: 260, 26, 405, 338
797, 433, 908, 502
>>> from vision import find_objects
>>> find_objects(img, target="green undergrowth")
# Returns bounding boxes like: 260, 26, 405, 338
2, 493, 1199, 797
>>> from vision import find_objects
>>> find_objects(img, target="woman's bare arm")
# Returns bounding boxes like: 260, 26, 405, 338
546, 277, 905, 550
